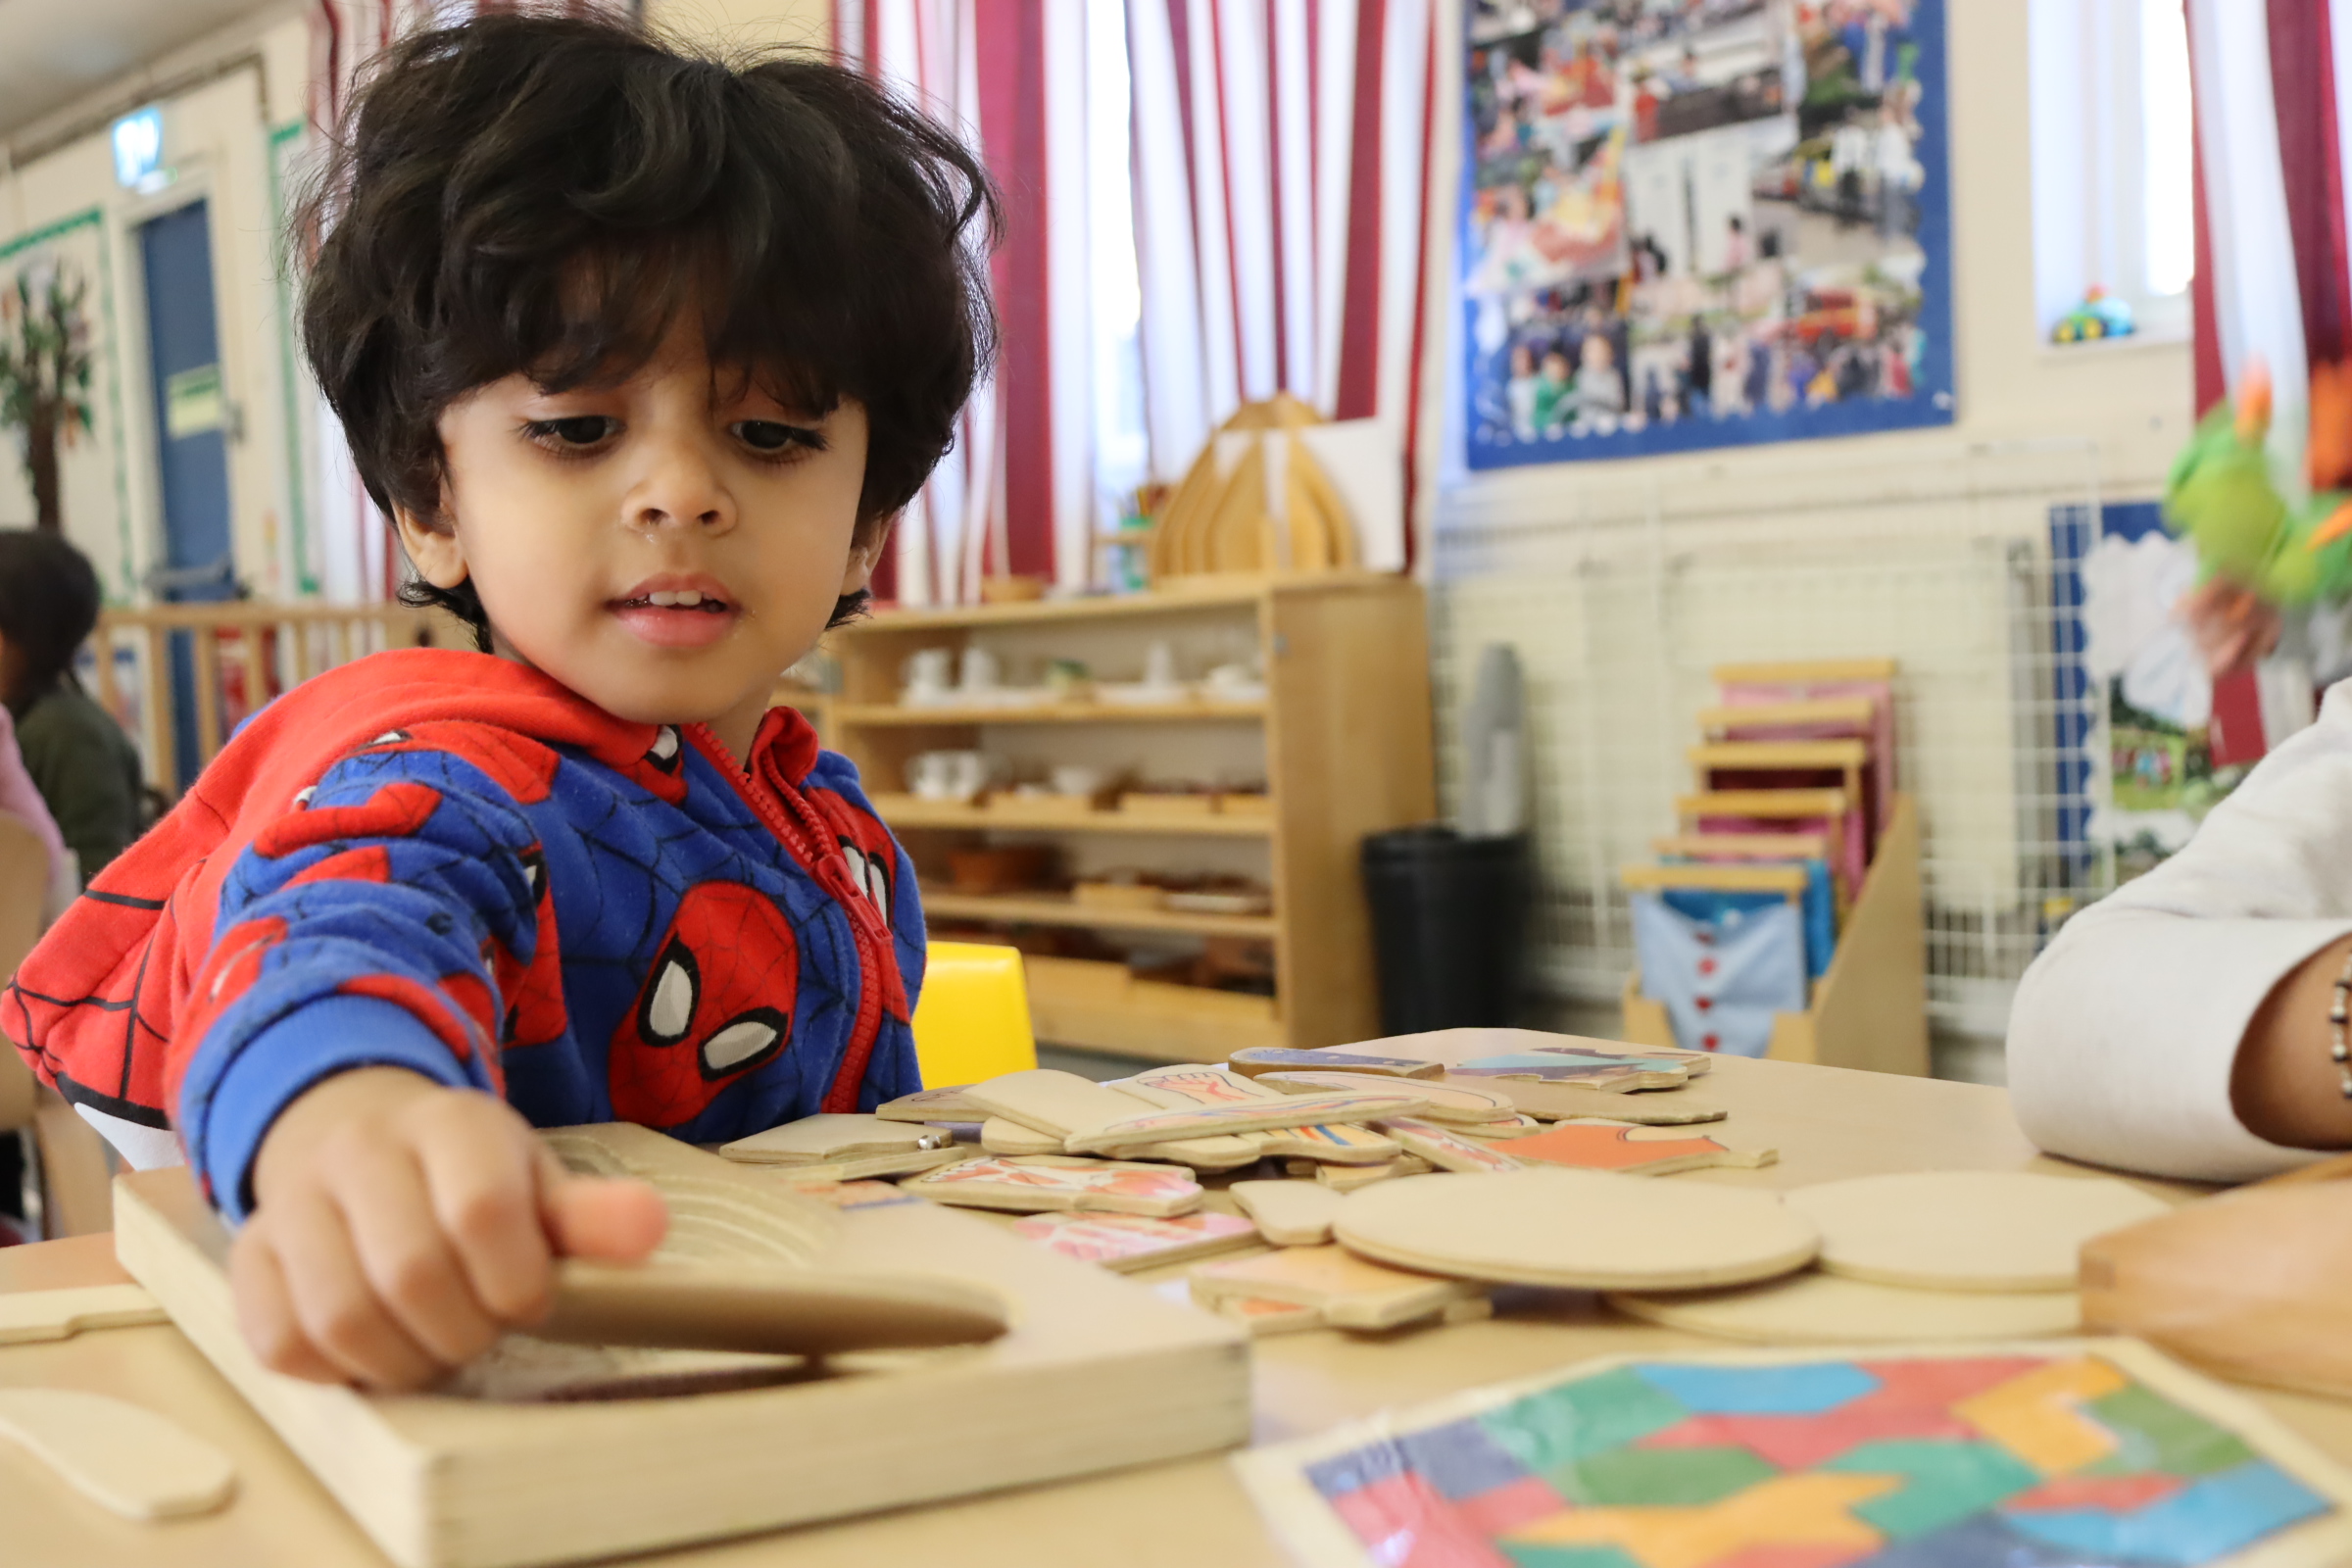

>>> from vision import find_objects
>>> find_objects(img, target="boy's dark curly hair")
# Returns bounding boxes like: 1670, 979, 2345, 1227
294, 12, 999, 650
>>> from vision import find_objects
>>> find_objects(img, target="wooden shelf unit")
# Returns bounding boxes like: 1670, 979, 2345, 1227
832, 574, 1434, 1061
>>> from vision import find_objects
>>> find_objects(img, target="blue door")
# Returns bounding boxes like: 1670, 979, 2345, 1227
139, 201, 235, 792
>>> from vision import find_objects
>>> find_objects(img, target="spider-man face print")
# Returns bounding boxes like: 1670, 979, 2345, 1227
608, 880, 800, 1127
813, 789, 897, 925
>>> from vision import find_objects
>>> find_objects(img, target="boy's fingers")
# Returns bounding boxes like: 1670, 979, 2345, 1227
230, 1219, 347, 1384
544, 1177, 669, 1262
415, 1113, 557, 1325
270, 1187, 446, 1390
332, 1146, 503, 1369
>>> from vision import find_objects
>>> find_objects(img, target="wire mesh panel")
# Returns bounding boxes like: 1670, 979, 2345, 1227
1431, 449, 2121, 1038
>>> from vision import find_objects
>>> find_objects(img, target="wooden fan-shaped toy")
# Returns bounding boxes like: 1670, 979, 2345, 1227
1148, 397, 1357, 581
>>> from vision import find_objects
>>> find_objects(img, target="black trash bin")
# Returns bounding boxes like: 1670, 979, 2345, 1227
1359, 826, 1530, 1035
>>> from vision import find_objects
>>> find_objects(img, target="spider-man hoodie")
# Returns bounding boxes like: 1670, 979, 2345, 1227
5, 648, 923, 1220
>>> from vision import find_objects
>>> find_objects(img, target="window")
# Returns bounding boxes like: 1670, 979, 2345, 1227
2031, 0, 2197, 345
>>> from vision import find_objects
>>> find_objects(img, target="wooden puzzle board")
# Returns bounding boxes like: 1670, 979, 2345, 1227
111, 1125, 1250, 1568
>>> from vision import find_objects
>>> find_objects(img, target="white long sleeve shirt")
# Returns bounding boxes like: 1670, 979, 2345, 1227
2007, 683, 2352, 1182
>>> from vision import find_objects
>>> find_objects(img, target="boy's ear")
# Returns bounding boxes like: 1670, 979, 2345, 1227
393, 505, 470, 590
839, 520, 891, 597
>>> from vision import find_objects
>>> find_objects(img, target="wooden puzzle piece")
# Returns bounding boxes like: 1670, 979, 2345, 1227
1446, 1053, 1691, 1091
964, 1068, 1159, 1142
1254, 1121, 1401, 1164
1212, 1296, 1327, 1336
1069, 1091, 1429, 1155
874, 1084, 986, 1122
1313, 1028, 1708, 1073
1787, 1171, 2172, 1294
0, 1389, 236, 1521
545, 1126, 839, 1267
1531, 1041, 1713, 1076
1120, 1134, 1267, 1172
1256, 1072, 1515, 1123
899, 1154, 1205, 1216
741, 1146, 966, 1184
1190, 1244, 1480, 1329
958, 1069, 1260, 1169
0, 1284, 167, 1346
1332, 1168, 1820, 1290
980, 1117, 1064, 1156
539, 1260, 1011, 1355
1484, 1077, 1729, 1124
778, 1180, 927, 1210
1012, 1211, 1259, 1273
1230, 1179, 1346, 1246
1110, 1064, 1285, 1106
1227, 1048, 1443, 1080
1315, 1155, 1432, 1191
1505, 1120, 1776, 1178
1607, 1271, 2083, 1346
1379, 1118, 1528, 1175
1455, 1114, 1545, 1140
717, 1114, 954, 1166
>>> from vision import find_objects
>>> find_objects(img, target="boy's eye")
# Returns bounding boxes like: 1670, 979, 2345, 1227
733, 420, 823, 454
526, 416, 618, 448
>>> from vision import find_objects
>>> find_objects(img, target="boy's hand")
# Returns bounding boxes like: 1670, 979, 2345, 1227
230, 1067, 667, 1390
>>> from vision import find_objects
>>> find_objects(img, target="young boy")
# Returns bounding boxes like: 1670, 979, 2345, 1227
5, 13, 995, 1390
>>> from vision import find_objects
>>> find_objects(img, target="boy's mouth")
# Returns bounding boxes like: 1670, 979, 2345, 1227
610, 575, 740, 649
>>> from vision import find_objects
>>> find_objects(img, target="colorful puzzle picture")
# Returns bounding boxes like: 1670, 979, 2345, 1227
1236, 1344, 2352, 1568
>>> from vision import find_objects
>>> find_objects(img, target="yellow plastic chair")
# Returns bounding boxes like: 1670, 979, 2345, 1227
910, 942, 1040, 1087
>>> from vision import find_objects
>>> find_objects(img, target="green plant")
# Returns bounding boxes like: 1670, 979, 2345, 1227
0, 260, 95, 532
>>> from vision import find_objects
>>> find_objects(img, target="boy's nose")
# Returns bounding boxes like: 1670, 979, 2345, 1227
628, 438, 733, 534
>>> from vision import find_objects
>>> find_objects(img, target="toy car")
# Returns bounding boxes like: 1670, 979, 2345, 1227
2052, 287, 2135, 344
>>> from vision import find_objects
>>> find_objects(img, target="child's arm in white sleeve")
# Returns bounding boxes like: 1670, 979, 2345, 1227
2008, 683, 2352, 1181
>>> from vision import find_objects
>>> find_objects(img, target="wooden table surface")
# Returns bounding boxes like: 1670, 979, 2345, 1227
9, 1054, 2352, 1568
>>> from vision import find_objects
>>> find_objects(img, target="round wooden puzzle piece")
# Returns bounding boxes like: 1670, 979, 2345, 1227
1331, 1169, 1820, 1291
1783, 1170, 2172, 1293
1606, 1269, 2082, 1346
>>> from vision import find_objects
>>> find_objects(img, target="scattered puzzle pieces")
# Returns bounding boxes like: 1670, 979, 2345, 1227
1380, 1117, 1528, 1175
1506, 1121, 1777, 1177
1190, 1244, 1481, 1329
1013, 1211, 1259, 1273
899, 1155, 1204, 1216
1228, 1048, 1443, 1080
1231, 1179, 1347, 1246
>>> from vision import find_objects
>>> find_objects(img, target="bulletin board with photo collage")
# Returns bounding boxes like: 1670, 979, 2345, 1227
1461, 0, 1954, 468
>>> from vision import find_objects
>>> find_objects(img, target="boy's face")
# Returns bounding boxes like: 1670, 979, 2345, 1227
397, 327, 871, 760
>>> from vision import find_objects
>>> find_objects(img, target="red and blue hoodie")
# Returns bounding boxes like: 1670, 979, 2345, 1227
5, 649, 922, 1220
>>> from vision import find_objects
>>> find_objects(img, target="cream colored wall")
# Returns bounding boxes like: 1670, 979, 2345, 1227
651, 0, 832, 54
1425, 0, 2193, 539
0, 11, 313, 604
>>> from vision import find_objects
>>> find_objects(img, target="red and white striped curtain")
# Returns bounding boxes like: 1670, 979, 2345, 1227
839, 0, 1099, 606
1125, 0, 1441, 493
2184, 0, 2352, 758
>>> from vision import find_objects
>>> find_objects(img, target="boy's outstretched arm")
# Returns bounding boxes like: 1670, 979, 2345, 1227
168, 739, 666, 1388
234, 1066, 664, 1387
